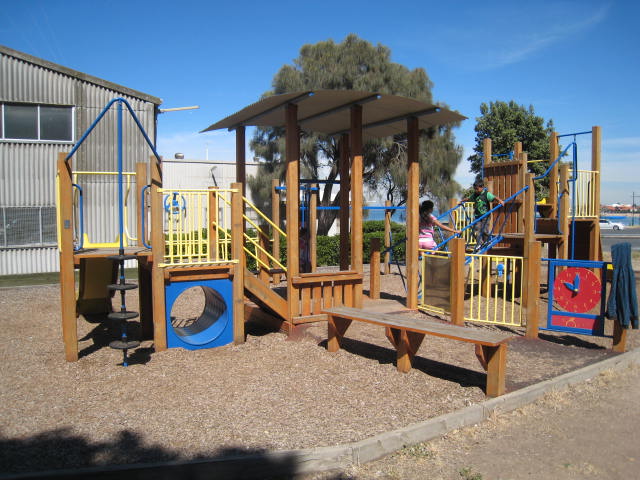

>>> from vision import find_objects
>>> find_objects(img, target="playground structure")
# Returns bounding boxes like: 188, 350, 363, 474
57, 91, 466, 362
411, 126, 628, 352
57, 92, 629, 394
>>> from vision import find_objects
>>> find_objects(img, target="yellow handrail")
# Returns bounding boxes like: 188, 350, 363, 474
243, 196, 287, 237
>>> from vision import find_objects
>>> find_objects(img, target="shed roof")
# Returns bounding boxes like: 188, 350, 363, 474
201, 90, 465, 139
0, 45, 162, 105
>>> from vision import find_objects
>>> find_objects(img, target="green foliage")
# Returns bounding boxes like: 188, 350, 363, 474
362, 219, 405, 234
315, 235, 341, 266
467, 100, 555, 198
248, 34, 463, 234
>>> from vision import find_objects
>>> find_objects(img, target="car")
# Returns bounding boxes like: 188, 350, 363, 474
599, 218, 625, 231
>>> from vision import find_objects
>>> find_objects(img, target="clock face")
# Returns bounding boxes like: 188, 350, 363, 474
553, 267, 602, 314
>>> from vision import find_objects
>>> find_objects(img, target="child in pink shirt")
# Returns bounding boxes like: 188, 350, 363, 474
419, 200, 459, 250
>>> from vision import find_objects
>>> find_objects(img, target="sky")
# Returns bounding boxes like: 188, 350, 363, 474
1, 0, 638, 205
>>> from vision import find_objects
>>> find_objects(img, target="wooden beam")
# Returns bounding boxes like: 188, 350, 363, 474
591, 126, 602, 261
310, 183, 318, 272
384, 200, 391, 275
271, 179, 281, 283
286, 104, 300, 320
135, 162, 147, 247
150, 156, 167, 351
231, 182, 245, 343
406, 116, 419, 310
339, 134, 350, 271
525, 241, 541, 339
350, 105, 363, 308
549, 132, 559, 218
369, 238, 381, 300
58, 153, 78, 362
235, 126, 246, 198
558, 164, 570, 259
450, 237, 465, 326
483, 138, 492, 168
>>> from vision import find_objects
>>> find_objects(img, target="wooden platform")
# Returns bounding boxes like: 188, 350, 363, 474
322, 306, 510, 397
73, 247, 152, 266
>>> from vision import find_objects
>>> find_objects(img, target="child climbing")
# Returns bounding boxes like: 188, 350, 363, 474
460, 180, 504, 245
419, 200, 459, 250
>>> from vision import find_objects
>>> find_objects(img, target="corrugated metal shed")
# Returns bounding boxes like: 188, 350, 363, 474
0, 45, 162, 275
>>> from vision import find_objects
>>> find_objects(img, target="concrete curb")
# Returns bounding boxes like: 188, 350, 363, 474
5, 347, 640, 479
295, 346, 640, 474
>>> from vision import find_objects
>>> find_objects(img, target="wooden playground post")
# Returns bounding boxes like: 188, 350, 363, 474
135, 162, 147, 247
406, 116, 419, 310
549, 132, 559, 218
483, 138, 492, 167
271, 179, 281, 283
235, 126, 246, 198
231, 182, 245, 343
310, 183, 318, 272
285, 104, 300, 320
558, 164, 571, 259
525, 241, 541, 339
384, 200, 391, 275
523, 169, 535, 253
257, 223, 270, 283
516, 148, 526, 230
58, 153, 78, 362
521, 170, 535, 308
350, 105, 364, 308
208, 188, 219, 262
339, 133, 350, 271
369, 238, 381, 300
150, 156, 167, 351
591, 126, 602, 261
450, 237, 465, 326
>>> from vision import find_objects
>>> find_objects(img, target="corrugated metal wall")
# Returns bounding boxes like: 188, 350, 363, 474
0, 247, 58, 275
0, 51, 158, 275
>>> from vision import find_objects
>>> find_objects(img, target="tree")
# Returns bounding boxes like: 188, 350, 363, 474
248, 34, 463, 234
467, 101, 555, 196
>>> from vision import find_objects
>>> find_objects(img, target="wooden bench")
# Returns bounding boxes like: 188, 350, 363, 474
322, 306, 510, 397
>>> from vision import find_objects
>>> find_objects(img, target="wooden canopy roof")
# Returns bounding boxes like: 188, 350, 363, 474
201, 90, 466, 139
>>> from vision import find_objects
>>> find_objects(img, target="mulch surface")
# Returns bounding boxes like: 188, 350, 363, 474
0, 266, 637, 477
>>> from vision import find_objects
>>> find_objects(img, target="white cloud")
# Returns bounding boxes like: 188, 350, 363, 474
486, 4, 610, 69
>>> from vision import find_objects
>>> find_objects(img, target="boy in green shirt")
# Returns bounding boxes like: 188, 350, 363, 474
460, 180, 504, 246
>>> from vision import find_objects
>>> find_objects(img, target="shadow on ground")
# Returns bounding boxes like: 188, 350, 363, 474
0, 428, 336, 479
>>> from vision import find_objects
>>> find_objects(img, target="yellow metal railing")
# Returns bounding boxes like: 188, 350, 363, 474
452, 202, 476, 247
417, 250, 524, 327
159, 188, 236, 268
182, 189, 286, 272
571, 169, 599, 218
465, 253, 524, 327
241, 196, 287, 274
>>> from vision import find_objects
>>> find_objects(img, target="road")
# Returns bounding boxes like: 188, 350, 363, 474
601, 227, 640, 252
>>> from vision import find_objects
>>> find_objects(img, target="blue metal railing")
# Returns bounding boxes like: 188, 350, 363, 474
65, 97, 162, 253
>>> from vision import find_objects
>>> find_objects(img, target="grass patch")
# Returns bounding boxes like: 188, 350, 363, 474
459, 467, 483, 480
0, 268, 138, 288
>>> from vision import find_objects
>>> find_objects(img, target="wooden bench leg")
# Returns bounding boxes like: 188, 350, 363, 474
388, 328, 425, 373
475, 343, 507, 397
612, 320, 628, 353
327, 316, 352, 352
